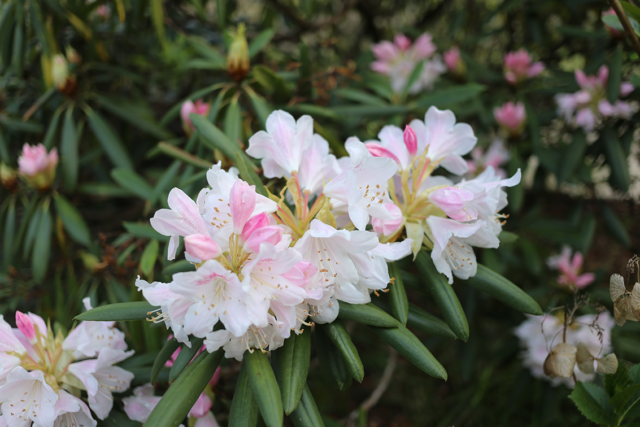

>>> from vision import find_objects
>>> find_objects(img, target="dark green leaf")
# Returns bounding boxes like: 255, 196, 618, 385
498, 231, 519, 244
245, 350, 284, 427
151, 337, 180, 384
415, 84, 486, 109
276, 329, 311, 414
104, 409, 143, 427
151, 161, 181, 206
60, 106, 79, 191
249, 28, 276, 58
0, 116, 42, 133
157, 142, 212, 169
235, 152, 268, 197
602, 127, 630, 192
140, 239, 159, 277
569, 382, 616, 425
557, 132, 587, 184
318, 321, 363, 383
388, 262, 409, 325
416, 250, 469, 341
170, 337, 205, 381
337, 302, 399, 328
32, 206, 52, 283
190, 114, 251, 164
299, 41, 312, 99
330, 105, 409, 116
54, 193, 90, 246
3, 199, 15, 269
402, 60, 425, 97
407, 304, 457, 339
123, 222, 168, 242
12, 5, 23, 77
93, 94, 172, 140
187, 36, 226, 67
600, 203, 631, 248
622, 1, 640, 24
370, 323, 447, 380
111, 168, 154, 200
610, 384, 640, 414
85, 107, 134, 170
229, 360, 260, 427
314, 326, 351, 391
162, 259, 195, 276
608, 45, 623, 103
466, 264, 542, 315
224, 97, 242, 145
75, 302, 157, 321
335, 89, 387, 106
246, 87, 273, 128
145, 350, 223, 427
290, 384, 325, 427
607, 362, 633, 397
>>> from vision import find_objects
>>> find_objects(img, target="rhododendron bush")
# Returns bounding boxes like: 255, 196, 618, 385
0, 0, 639, 426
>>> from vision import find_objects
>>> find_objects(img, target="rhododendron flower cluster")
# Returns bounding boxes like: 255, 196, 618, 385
494, 102, 526, 138
555, 65, 637, 131
140, 107, 518, 360
503, 49, 545, 84
0, 298, 133, 426
514, 312, 614, 387
370, 33, 445, 94
18, 143, 58, 191
547, 246, 595, 290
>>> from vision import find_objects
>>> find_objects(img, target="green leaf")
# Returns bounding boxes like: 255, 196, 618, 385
224, 97, 242, 145
140, 239, 159, 277
299, 41, 312, 99
416, 250, 469, 341
318, 321, 364, 383
85, 107, 134, 170
557, 131, 587, 184
186, 36, 226, 67
111, 169, 154, 200
23, 205, 41, 261
156, 142, 213, 169
235, 152, 267, 197
622, 1, 640, 24
78, 183, 133, 197
28, 0, 49, 55
569, 382, 616, 425
0, 126, 8, 162
276, 329, 311, 414
600, 203, 631, 248
290, 384, 325, 427
74, 302, 157, 321
12, 5, 23, 77
53, 193, 90, 246
498, 231, 519, 244
369, 323, 447, 380
3, 199, 15, 269
415, 84, 486, 109
610, 384, 640, 414
60, 106, 79, 191
150, 0, 166, 48
602, 127, 630, 192
93, 94, 172, 140
151, 161, 181, 206
249, 28, 275, 58
330, 105, 409, 116
388, 262, 409, 325
466, 264, 542, 315
104, 409, 143, 427
407, 304, 457, 339
162, 259, 195, 276
123, 222, 168, 242
402, 60, 425, 97
285, 104, 337, 120
0, 116, 42, 133
252, 65, 291, 101
607, 362, 633, 397
335, 89, 387, 106
145, 350, 223, 427
602, 14, 624, 32
190, 114, 250, 164
170, 337, 205, 381
32, 206, 52, 283
524, 99, 541, 151
0, 2, 15, 72
337, 302, 399, 328
608, 45, 623, 104
229, 360, 260, 427
246, 87, 273, 128
314, 326, 352, 391
151, 337, 180, 384
245, 350, 284, 427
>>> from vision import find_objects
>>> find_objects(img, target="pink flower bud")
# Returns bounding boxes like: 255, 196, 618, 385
429, 187, 477, 222
443, 47, 466, 77
209, 366, 221, 388
493, 102, 526, 137
503, 49, 544, 84
180, 99, 210, 135
403, 125, 418, 156
372, 203, 403, 236
184, 234, 221, 260
18, 144, 58, 190
16, 311, 36, 343
229, 180, 257, 235
365, 142, 401, 166
394, 34, 411, 51
243, 226, 283, 253
240, 213, 270, 243
188, 393, 212, 418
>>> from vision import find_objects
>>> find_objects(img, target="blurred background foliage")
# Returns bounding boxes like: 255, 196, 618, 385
0, 0, 639, 425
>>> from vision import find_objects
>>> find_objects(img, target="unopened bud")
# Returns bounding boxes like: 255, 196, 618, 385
184, 234, 221, 260
0, 163, 17, 191
543, 342, 577, 378
65, 46, 82, 66
52, 54, 77, 95
18, 144, 58, 191
403, 125, 418, 157
227, 24, 250, 83
16, 311, 37, 344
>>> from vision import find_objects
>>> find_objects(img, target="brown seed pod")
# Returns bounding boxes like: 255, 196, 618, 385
543, 343, 577, 378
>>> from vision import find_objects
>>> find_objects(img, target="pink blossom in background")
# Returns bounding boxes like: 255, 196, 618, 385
466, 139, 510, 179
96, 5, 111, 19
17, 143, 58, 190
371, 33, 445, 94
555, 65, 637, 131
494, 102, 526, 137
503, 49, 545, 84
547, 246, 595, 289
443, 47, 466, 77
181, 99, 211, 134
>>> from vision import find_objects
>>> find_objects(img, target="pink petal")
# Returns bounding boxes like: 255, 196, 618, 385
184, 234, 221, 260
229, 180, 257, 235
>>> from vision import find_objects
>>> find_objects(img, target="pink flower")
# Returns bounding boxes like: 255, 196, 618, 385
181, 100, 210, 135
18, 144, 58, 190
96, 5, 110, 18
188, 393, 212, 418
547, 246, 595, 289
229, 180, 257, 235
503, 49, 545, 84
444, 47, 466, 76
494, 102, 526, 137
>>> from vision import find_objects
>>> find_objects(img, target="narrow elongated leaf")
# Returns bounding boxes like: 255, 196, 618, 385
0, 126, 8, 162
318, 322, 363, 383
388, 262, 409, 325
169, 337, 205, 382
416, 250, 469, 341
93, 94, 172, 139
32, 207, 52, 283
337, 302, 399, 328
0, 2, 15, 71
151, 338, 180, 383
224, 97, 242, 144
54, 193, 90, 246
12, 5, 23, 77
75, 302, 157, 321
608, 45, 622, 103
235, 153, 267, 197
466, 264, 542, 315
276, 330, 311, 414
149, 0, 166, 48
145, 350, 223, 427
123, 222, 168, 241
402, 60, 425, 97
314, 328, 351, 391
600, 203, 631, 248
299, 41, 312, 99
85, 107, 134, 169
190, 114, 250, 164
415, 84, 486, 109
569, 382, 616, 425
157, 142, 213, 169
111, 168, 154, 200
245, 87, 272, 127
229, 360, 260, 427
249, 28, 276, 58
330, 105, 409, 116
23, 207, 42, 260
43, 105, 63, 150
557, 132, 587, 184
407, 304, 457, 339
602, 127, 630, 192
335, 89, 387, 106
0, 116, 42, 133
245, 350, 284, 427
104, 410, 143, 427
370, 324, 447, 379
151, 161, 181, 206
3, 199, 15, 269
290, 384, 325, 427
140, 239, 159, 277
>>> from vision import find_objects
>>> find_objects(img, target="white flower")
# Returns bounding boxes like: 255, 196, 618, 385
123, 384, 162, 423
297, 134, 341, 195
204, 316, 285, 361
0, 367, 58, 427
53, 390, 96, 427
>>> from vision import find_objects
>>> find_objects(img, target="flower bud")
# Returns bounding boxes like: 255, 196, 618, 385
188, 393, 212, 419
18, 144, 58, 191
0, 163, 17, 191
180, 99, 210, 135
209, 366, 221, 388
494, 102, 526, 138
364, 142, 401, 166
372, 203, 403, 237
65, 46, 82, 66
543, 342, 577, 378
16, 311, 37, 343
443, 47, 466, 78
403, 125, 418, 157
240, 213, 270, 243
184, 234, 221, 260
52, 54, 77, 95
243, 226, 283, 253
227, 24, 250, 83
